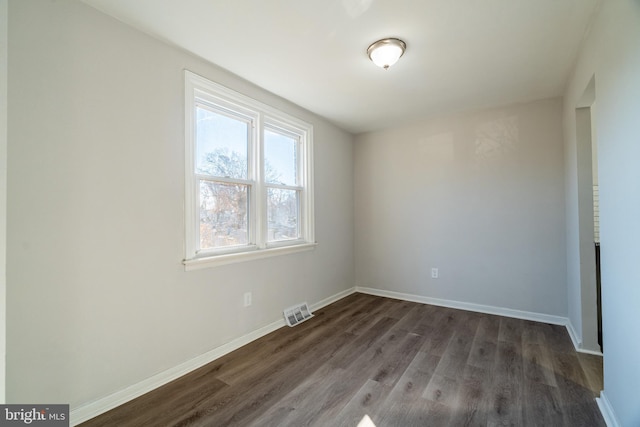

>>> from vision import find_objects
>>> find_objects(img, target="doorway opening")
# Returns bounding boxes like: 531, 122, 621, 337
575, 75, 601, 353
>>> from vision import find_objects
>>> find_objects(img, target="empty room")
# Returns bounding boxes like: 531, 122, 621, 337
1, 0, 639, 426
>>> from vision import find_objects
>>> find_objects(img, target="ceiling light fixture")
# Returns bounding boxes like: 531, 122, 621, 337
367, 38, 406, 70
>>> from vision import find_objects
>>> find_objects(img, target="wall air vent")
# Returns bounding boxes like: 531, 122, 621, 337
283, 302, 314, 327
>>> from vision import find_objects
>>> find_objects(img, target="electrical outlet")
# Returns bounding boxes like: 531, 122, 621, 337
431, 268, 439, 279
244, 292, 252, 307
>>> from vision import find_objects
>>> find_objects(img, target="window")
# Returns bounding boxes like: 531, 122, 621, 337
184, 71, 315, 269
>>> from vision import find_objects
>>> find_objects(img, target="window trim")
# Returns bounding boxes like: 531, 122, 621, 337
184, 71, 315, 269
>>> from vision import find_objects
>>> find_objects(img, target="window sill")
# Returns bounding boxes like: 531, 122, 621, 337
183, 242, 317, 271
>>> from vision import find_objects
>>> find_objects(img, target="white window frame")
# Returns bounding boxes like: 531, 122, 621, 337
184, 71, 315, 270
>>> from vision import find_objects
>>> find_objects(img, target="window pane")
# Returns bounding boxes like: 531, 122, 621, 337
199, 180, 249, 249
267, 188, 299, 242
264, 129, 297, 185
196, 106, 248, 179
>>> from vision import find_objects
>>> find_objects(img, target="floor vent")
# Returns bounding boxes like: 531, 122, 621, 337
283, 302, 314, 327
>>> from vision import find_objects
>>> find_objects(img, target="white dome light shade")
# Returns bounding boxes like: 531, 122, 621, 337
367, 38, 406, 69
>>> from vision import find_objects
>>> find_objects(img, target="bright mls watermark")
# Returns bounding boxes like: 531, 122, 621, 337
0, 405, 68, 426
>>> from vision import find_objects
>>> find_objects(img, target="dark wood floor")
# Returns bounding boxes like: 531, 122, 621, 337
81, 293, 605, 427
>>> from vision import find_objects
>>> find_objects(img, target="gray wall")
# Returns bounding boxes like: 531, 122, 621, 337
354, 98, 567, 316
6, 0, 354, 408
564, 0, 640, 425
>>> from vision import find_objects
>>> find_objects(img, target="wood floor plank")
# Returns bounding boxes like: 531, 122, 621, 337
376, 350, 440, 425
80, 293, 604, 427
217, 307, 360, 385
476, 314, 501, 343
433, 328, 477, 379
523, 342, 558, 387
390, 303, 425, 329
370, 332, 424, 386
383, 298, 421, 320
255, 325, 414, 426
333, 379, 391, 427
486, 339, 525, 426
409, 302, 441, 337
386, 350, 440, 399
522, 381, 565, 427
343, 297, 398, 336
181, 330, 356, 426
498, 316, 525, 343
552, 351, 593, 392
541, 323, 576, 354
467, 338, 497, 372
577, 352, 604, 395
467, 316, 499, 373
378, 349, 452, 427
423, 373, 459, 404
329, 316, 399, 369
377, 398, 450, 427
209, 294, 370, 386
421, 307, 460, 356
522, 319, 546, 345
447, 364, 490, 427
248, 364, 353, 427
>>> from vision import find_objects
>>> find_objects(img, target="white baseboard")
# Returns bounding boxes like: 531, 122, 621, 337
563, 318, 604, 356
355, 286, 570, 326
576, 347, 604, 356
311, 287, 356, 312
70, 287, 356, 426
565, 320, 583, 349
597, 391, 621, 427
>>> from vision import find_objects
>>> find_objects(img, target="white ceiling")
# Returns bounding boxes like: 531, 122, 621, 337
82, 0, 599, 134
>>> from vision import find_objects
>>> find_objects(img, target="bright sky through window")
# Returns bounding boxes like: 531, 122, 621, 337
264, 129, 297, 186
